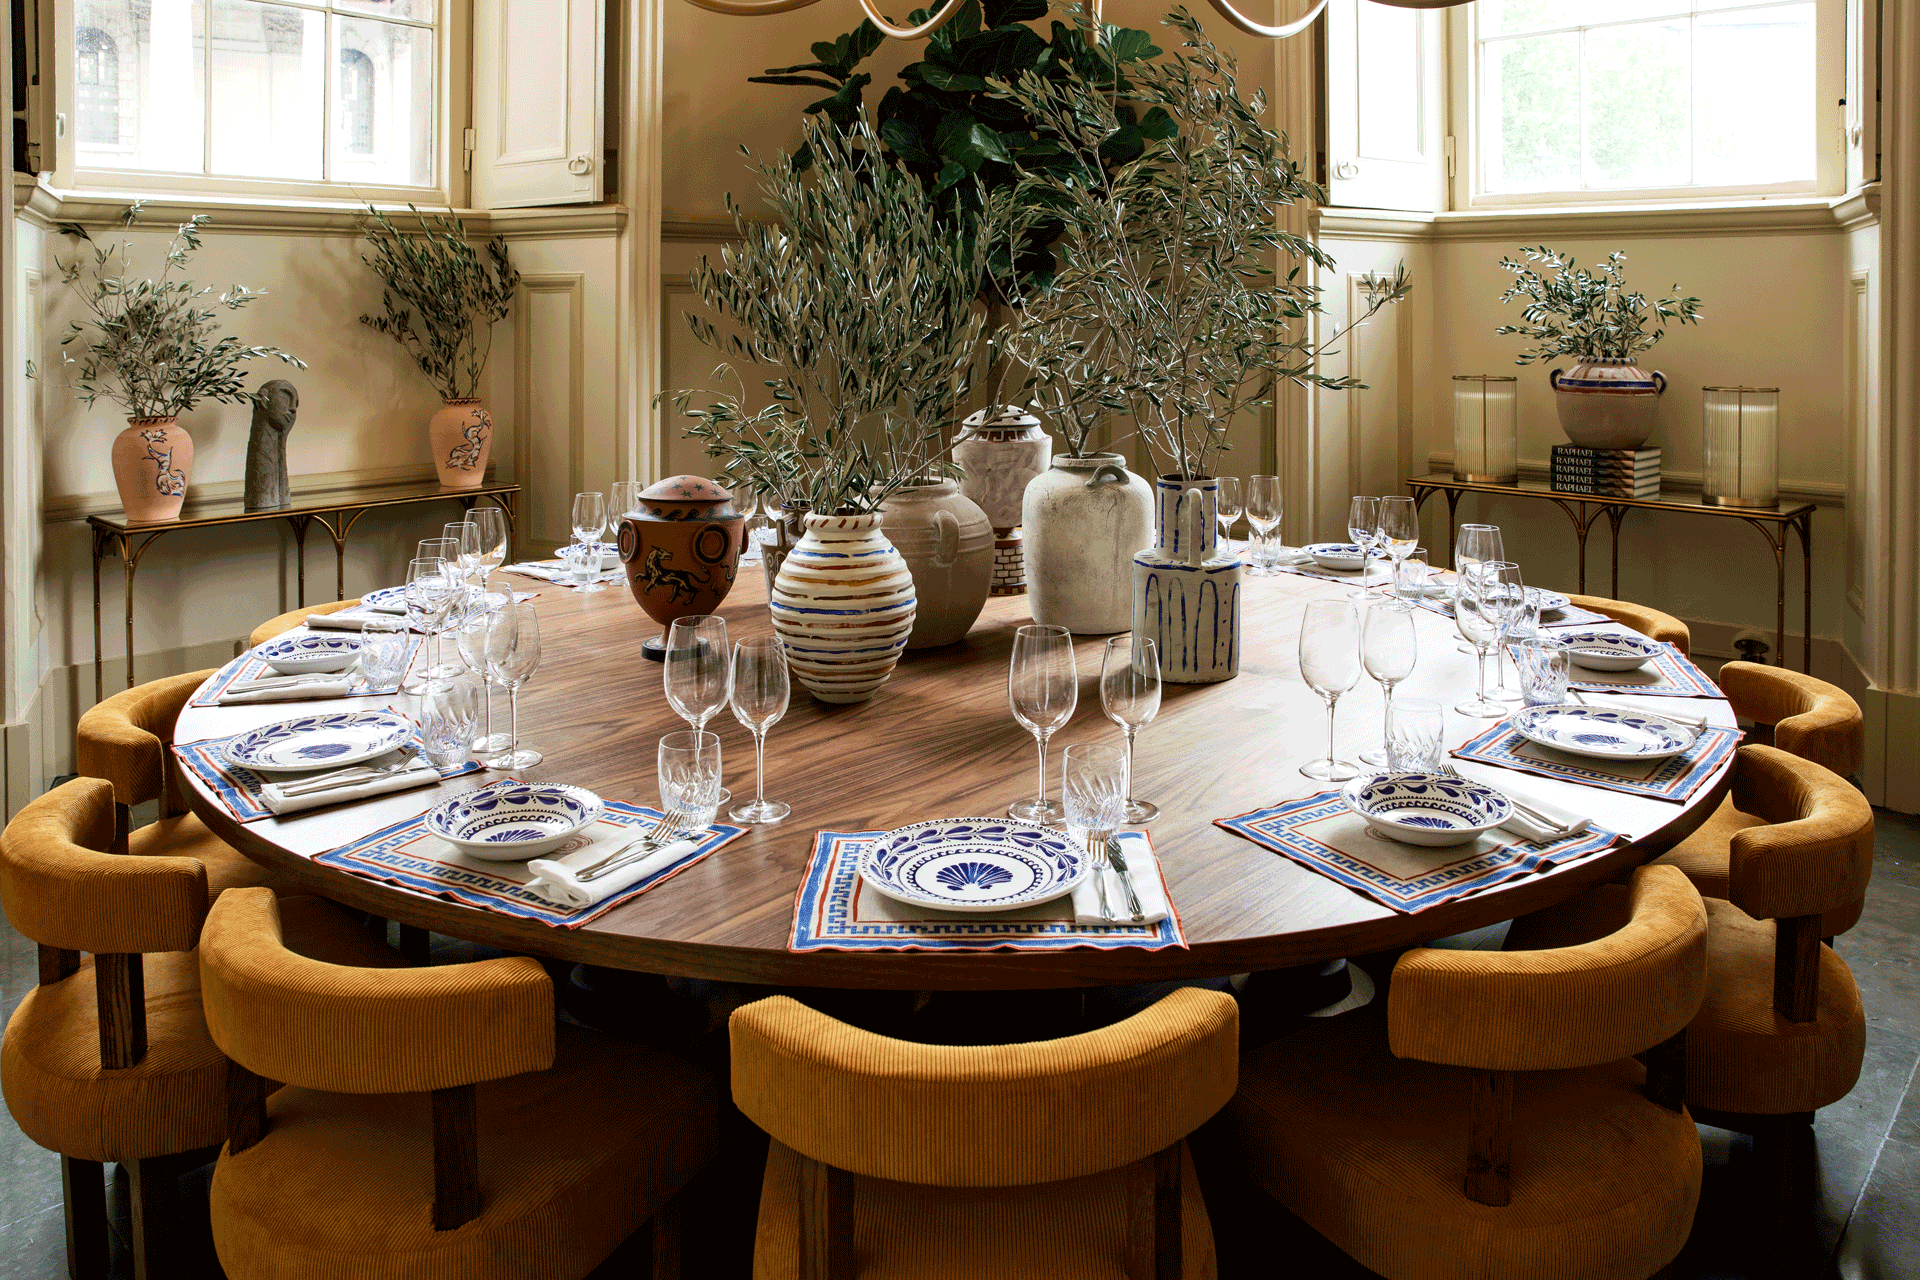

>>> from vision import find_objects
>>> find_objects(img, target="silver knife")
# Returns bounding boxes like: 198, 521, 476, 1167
1103, 836, 1147, 923
576, 828, 706, 882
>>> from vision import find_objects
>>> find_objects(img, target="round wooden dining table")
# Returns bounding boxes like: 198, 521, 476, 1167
177, 561, 1735, 990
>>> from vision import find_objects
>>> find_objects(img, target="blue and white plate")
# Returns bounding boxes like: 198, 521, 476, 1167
553, 543, 619, 571
1527, 588, 1572, 613
359, 585, 411, 614
223, 710, 414, 773
1341, 773, 1514, 847
251, 632, 362, 676
424, 782, 604, 860
1303, 542, 1371, 572
1557, 629, 1662, 672
859, 818, 1088, 913
1511, 704, 1696, 761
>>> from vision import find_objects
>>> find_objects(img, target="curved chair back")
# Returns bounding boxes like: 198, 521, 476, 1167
248, 599, 362, 648
1565, 594, 1691, 655
76, 671, 216, 834
1717, 663, 1864, 778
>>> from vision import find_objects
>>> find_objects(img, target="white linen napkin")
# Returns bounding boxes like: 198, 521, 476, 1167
1488, 782, 1591, 842
217, 677, 353, 704
1273, 548, 1315, 566
1069, 830, 1171, 926
259, 759, 441, 815
523, 832, 701, 910
304, 609, 392, 631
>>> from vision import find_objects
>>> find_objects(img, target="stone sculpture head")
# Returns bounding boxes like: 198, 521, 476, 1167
244, 379, 300, 510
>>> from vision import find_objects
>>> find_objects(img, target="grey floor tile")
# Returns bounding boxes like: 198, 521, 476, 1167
1833, 1136, 1920, 1280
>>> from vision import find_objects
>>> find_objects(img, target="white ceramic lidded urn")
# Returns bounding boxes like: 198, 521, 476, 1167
954, 405, 1052, 596
1132, 475, 1241, 684
770, 511, 917, 703
1022, 453, 1154, 634
879, 479, 994, 648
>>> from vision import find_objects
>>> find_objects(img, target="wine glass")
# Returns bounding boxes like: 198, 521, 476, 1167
1299, 600, 1362, 781
570, 492, 609, 592
470, 506, 509, 588
611, 480, 644, 524
1453, 524, 1504, 654
1455, 561, 1520, 719
1359, 599, 1418, 766
1376, 496, 1419, 567
664, 614, 730, 732
1061, 743, 1127, 852
1008, 624, 1077, 823
455, 594, 511, 761
419, 537, 461, 584
1244, 475, 1284, 576
485, 603, 543, 768
729, 637, 791, 824
1100, 634, 1161, 823
403, 556, 452, 693
1346, 496, 1381, 598
1214, 477, 1243, 555
443, 522, 481, 583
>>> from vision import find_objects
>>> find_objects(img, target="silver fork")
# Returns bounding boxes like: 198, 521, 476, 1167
276, 756, 420, 796
1103, 835, 1147, 923
1088, 831, 1116, 923
575, 809, 692, 881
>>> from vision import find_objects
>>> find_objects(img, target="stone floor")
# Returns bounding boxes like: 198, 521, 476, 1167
1, 808, 1915, 1279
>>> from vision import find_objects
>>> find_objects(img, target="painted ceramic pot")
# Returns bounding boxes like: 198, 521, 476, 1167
1132, 475, 1241, 684
954, 405, 1052, 531
616, 476, 744, 657
880, 479, 994, 649
428, 398, 492, 489
1549, 357, 1667, 450
1022, 453, 1153, 634
111, 417, 193, 522
771, 512, 916, 704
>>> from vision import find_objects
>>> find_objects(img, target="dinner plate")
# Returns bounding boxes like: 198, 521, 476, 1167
425, 782, 604, 860
1341, 773, 1513, 847
1557, 629, 1662, 671
1510, 704, 1696, 761
224, 710, 415, 773
1527, 587, 1572, 613
1302, 542, 1371, 572
359, 585, 411, 613
859, 818, 1088, 913
252, 632, 362, 675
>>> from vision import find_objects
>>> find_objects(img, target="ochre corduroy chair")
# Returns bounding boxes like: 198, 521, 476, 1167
199, 886, 717, 1280
0, 778, 405, 1280
76, 669, 296, 899
730, 986, 1238, 1279
1226, 865, 1708, 1280
247, 597, 363, 647
1564, 593, 1691, 655
1653, 663, 1868, 936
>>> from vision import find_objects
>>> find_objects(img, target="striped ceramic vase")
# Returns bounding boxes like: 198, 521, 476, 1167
770, 512, 918, 704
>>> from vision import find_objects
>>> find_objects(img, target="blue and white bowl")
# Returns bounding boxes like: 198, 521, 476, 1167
1341, 773, 1514, 847
252, 632, 362, 675
1511, 704, 1696, 761
1556, 629, 1662, 672
224, 710, 413, 773
425, 782, 604, 860
1303, 542, 1371, 572
359, 585, 411, 614
1526, 587, 1572, 613
859, 818, 1088, 913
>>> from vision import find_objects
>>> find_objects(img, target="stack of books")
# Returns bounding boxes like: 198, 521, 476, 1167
1549, 445, 1662, 499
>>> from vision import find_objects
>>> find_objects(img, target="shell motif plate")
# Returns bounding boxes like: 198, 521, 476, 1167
1510, 704, 1697, 762
424, 782, 605, 860
1557, 629, 1663, 672
223, 710, 414, 773
859, 819, 1088, 913
1341, 773, 1514, 847
252, 632, 362, 675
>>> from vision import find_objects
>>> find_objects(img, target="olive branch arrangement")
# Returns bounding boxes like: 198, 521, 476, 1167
1494, 246, 1702, 364
359, 206, 520, 400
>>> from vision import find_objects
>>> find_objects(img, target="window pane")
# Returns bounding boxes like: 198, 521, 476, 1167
1482, 0, 1683, 38
1695, 4, 1815, 184
330, 16, 434, 186
1582, 19, 1689, 187
1483, 33, 1580, 192
75, 0, 206, 173
210, 1, 324, 179
333, 0, 437, 21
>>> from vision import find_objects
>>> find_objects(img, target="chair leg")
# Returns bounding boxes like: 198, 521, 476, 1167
60, 1157, 108, 1280
650, 1190, 683, 1280
1753, 1112, 1816, 1220
124, 1156, 174, 1280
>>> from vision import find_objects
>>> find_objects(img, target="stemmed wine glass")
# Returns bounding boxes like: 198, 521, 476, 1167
611, 480, 644, 526
1100, 635, 1161, 823
443, 522, 481, 581
1299, 600, 1362, 781
1244, 475, 1283, 575
1359, 599, 1418, 766
1214, 478, 1243, 556
470, 506, 509, 589
1346, 496, 1381, 597
1455, 561, 1522, 718
729, 637, 791, 824
455, 594, 511, 762
1376, 496, 1419, 576
485, 603, 544, 768
1452, 523, 1504, 655
403, 556, 453, 693
665, 615, 730, 732
1008, 624, 1077, 823
570, 492, 609, 592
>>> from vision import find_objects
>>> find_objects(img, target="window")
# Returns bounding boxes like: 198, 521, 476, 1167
67, 0, 441, 195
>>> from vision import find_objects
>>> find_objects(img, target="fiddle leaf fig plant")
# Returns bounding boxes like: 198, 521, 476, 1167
359, 205, 520, 399
1494, 246, 1702, 363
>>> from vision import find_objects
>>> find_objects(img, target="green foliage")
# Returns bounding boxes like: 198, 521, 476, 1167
43, 204, 305, 420
359, 206, 520, 399
990, 7, 1409, 475
1494, 246, 1702, 363
669, 113, 1004, 515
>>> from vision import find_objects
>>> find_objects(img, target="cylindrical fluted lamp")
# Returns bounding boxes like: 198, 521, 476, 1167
1701, 386, 1779, 508
1452, 375, 1518, 483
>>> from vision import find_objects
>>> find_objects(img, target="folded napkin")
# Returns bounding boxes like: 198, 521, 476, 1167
1488, 782, 1591, 842
259, 758, 443, 816
217, 676, 353, 704
304, 609, 392, 631
1069, 830, 1171, 926
1273, 548, 1315, 566
524, 834, 701, 910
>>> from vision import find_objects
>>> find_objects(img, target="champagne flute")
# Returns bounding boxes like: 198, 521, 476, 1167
1008, 624, 1077, 823
728, 637, 791, 824
1455, 562, 1517, 719
664, 614, 730, 732
1299, 600, 1362, 781
469, 505, 509, 588
1214, 477, 1243, 555
1244, 475, 1283, 576
1359, 599, 1418, 766
485, 603, 543, 768
1100, 634, 1161, 823
570, 492, 609, 592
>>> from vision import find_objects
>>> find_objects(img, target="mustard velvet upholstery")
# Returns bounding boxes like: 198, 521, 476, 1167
199, 888, 554, 1094
1564, 594, 1691, 655
1389, 865, 1707, 1072
1723, 746, 1874, 923
1648, 798, 1761, 902
248, 598, 363, 647
76, 670, 210, 807
130, 811, 300, 899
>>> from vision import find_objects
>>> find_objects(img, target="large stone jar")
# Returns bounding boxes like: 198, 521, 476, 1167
880, 480, 993, 649
1548, 357, 1667, 450
616, 475, 744, 660
428, 397, 493, 489
111, 416, 193, 522
955, 406, 1051, 595
772, 512, 916, 704
1133, 475, 1241, 684
1022, 453, 1153, 634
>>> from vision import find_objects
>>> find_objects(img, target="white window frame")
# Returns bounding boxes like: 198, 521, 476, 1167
48, 0, 469, 207
1446, 0, 1846, 209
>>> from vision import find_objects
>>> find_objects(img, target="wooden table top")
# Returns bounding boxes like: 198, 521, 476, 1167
176, 563, 1734, 990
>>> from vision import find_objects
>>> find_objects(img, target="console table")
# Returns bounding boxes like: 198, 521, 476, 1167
1405, 473, 1813, 673
88, 478, 520, 700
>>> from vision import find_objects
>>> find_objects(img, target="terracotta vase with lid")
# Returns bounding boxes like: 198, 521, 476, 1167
616, 475, 744, 660
880, 479, 994, 649
1548, 357, 1667, 450
428, 398, 493, 489
110, 416, 193, 522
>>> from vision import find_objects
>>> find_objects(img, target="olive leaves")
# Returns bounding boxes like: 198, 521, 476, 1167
359, 206, 521, 400
1494, 247, 1703, 364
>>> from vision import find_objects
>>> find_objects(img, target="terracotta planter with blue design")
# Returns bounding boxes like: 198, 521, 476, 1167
428, 397, 492, 489
110, 416, 192, 522
1548, 356, 1667, 450
1131, 475, 1241, 684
